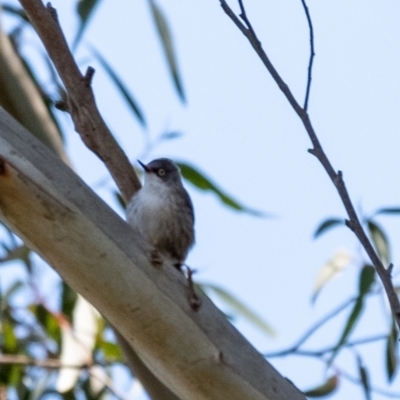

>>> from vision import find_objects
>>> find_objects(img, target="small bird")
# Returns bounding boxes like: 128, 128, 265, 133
126, 158, 195, 268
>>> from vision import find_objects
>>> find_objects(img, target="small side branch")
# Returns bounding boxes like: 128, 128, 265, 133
300, 0, 315, 110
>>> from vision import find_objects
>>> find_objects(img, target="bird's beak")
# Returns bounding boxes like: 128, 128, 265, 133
138, 160, 150, 172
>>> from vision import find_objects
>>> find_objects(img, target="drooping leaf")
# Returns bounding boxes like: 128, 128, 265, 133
148, 0, 186, 102
358, 264, 375, 295
73, 0, 103, 49
176, 162, 265, 217
313, 218, 344, 239
159, 130, 182, 141
61, 282, 78, 319
304, 375, 339, 397
357, 355, 371, 400
367, 220, 390, 267
30, 304, 61, 343
90, 46, 147, 128
2, 320, 18, 352
200, 283, 276, 336
385, 317, 399, 381
329, 265, 375, 363
1, 4, 29, 22
97, 340, 123, 362
374, 207, 400, 216
312, 249, 352, 303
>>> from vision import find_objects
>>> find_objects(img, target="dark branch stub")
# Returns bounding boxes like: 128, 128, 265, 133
83, 67, 95, 87
46, 2, 58, 22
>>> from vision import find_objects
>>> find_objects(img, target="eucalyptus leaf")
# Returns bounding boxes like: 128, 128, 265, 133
61, 281, 78, 319
90, 46, 147, 128
1, 4, 29, 22
313, 218, 344, 239
385, 317, 399, 381
148, 0, 186, 102
374, 207, 400, 216
329, 265, 374, 364
367, 220, 390, 267
176, 161, 265, 216
357, 356, 371, 400
304, 375, 338, 397
73, 0, 103, 49
201, 283, 275, 336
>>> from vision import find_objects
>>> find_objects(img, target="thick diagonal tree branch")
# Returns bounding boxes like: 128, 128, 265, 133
15, 1, 169, 397
0, 109, 306, 400
219, 0, 400, 328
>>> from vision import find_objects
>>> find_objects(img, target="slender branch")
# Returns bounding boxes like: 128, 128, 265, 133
300, 0, 315, 110
266, 334, 387, 358
292, 297, 356, 350
0, 355, 131, 400
0, 354, 93, 368
219, 0, 400, 329
18, 0, 141, 202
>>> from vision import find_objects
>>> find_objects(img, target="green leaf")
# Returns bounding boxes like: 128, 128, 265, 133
30, 304, 61, 343
97, 340, 123, 362
329, 265, 374, 363
90, 46, 147, 128
73, 0, 103, 49
304, 375, 338, 397
2, 320, 18, 352
313, 218, 344, 239
374, 207, 400, 216
61, 282, 78, 319
358, 265, 375, 295
367, 220, 390, 266
176, 162, 265, 217
1, 4, 29, 22
200, 283, 276, 336
159, 130, 182, 141
148, 0, 186, 102
357, 356, 371, 400
385, 317, 399, 381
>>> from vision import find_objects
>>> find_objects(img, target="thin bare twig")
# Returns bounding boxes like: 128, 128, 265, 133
266, 334, 386, 358
0, 354, 92, 369
292, 297, 356, 350
300, 0, 315, 110
219, 0, 400, 329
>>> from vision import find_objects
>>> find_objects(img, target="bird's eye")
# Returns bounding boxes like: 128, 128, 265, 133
158, 168, 165, 177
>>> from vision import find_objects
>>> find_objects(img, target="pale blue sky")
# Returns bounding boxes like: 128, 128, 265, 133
3, 0, 400, 398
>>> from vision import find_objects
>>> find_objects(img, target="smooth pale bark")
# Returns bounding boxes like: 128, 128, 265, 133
0, 109, 305, 400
